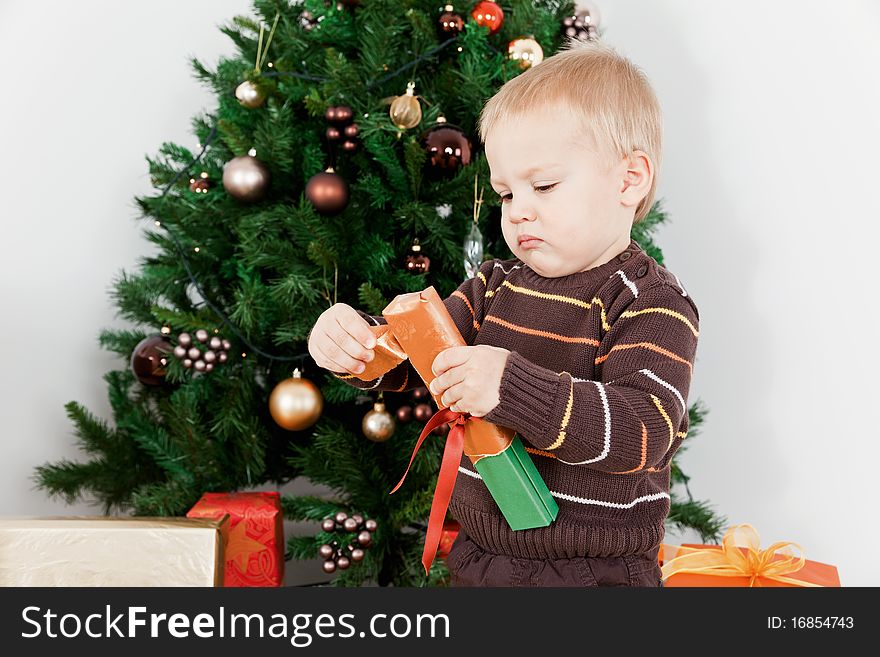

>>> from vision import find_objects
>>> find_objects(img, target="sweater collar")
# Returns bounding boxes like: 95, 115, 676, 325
515, 238, 644, 291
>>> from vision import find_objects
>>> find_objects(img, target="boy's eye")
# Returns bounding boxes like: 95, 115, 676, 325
497, 183, 556, 203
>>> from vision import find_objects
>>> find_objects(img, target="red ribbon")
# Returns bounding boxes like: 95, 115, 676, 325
390, 407, 469, 576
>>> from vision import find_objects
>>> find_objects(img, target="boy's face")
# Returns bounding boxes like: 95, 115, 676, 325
485, 102, 634, 278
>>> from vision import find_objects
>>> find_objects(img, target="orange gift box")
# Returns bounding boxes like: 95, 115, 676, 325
186, 491, 285, 587
659, 524, 840, 587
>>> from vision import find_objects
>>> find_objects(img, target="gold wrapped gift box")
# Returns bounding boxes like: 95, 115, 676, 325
0, 516, 227, 587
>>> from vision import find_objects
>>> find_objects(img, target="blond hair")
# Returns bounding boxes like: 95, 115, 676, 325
478, 38, 662, 223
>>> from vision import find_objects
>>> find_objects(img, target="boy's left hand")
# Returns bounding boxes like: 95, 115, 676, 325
429, 345, 510, 417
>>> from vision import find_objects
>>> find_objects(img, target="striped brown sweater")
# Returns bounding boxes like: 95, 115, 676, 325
335, 238, 700, 559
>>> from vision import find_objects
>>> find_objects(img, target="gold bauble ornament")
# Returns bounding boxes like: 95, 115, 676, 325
389, 81, 423, 130
362, 401, 396, 442
508, 37, 544, 69
269, 369, 323, 431
235, 80, 266, 109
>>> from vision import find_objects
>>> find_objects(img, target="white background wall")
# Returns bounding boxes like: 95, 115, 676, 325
2, 1, 878, 586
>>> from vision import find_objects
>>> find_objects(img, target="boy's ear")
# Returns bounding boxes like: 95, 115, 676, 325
618, 150, 653, 209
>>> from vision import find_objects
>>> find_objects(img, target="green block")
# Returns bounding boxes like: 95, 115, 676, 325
472, 434, 559, 530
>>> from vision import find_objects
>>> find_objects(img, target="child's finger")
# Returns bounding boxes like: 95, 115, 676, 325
432, 346, 471, 377
428, 367, 467, 397
330, 321, 375, 364
439, 382, 467, 411
313, 344, 351, 375
337, 307, 377, 349
317, 340, 366, 375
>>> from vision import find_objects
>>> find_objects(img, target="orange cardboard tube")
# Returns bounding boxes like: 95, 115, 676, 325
383, 287, 512, 460
353, 324, 407, 382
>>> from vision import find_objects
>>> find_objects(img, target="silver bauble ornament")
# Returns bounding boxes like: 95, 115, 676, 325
222, 154, 270, 203
235, 80, 266, 109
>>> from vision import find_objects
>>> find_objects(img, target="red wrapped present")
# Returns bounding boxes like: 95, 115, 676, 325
437, 520, 460, 559
186, 491, 284, 587
660, 524, 840, 587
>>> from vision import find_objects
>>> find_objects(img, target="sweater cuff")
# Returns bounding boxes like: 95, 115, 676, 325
482, 351, 560, 444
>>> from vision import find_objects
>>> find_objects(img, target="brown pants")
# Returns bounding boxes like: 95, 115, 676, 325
447, 530, 663, 587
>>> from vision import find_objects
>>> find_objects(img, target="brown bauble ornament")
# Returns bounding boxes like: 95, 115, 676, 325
343, 517, 358, 532
335, 106, 353, 123
412, 386, 430, 401
357, 530, 372, 546
438, 5, 464, 36
396, 405, 413, 423
362, 401, 396, 442
299, 10, 318, 31
130, 335, 172, 386
305, 169, 349, 215
222, 154, 270, 203
321, 518, 336, 532
189, 174, 211, 194
325, 105, 354, 124
364, 519, 377, 532
323, 560, 337, 573
269, 369, 324, 431
235, 80, 266, 109
341, 140, 358, 152
336, 556, 351, 570
575, 1, 602, 29
350, 548, 365, 562
562, 4, 600, 42
390, 82, 422, 130
343, 123, 359, 138
423, 117, 472, 175
319, 544, 334, 559
413, 403, 433, 422
405, 239, 430, 274
508, 37, 544, 69
471, 1, 504, 34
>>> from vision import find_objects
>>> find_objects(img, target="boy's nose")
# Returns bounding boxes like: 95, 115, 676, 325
507, 203, 537, 223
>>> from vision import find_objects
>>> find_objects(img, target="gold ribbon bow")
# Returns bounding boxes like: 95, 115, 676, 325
660, 523, 822, 587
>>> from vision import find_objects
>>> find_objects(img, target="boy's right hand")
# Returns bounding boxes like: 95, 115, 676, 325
308, 303, 376, 375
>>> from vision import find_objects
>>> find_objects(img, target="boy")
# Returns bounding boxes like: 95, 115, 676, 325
307, 40, 699, 587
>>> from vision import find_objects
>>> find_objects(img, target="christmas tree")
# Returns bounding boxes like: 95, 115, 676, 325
35, 0, 725, 586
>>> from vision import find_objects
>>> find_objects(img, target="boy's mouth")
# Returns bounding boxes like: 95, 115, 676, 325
518, 234, 543, 249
